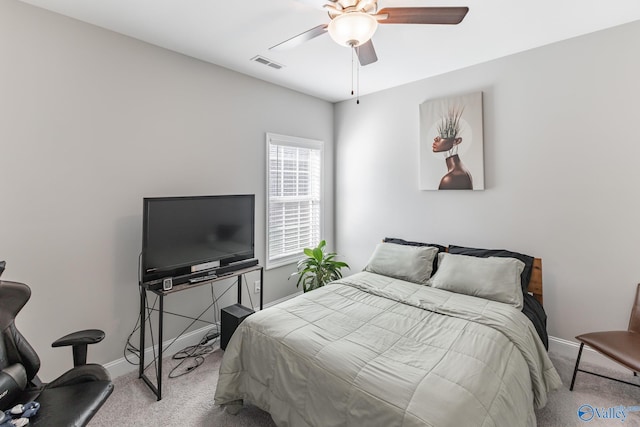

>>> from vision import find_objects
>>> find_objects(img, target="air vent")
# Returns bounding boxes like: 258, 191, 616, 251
251, 55, 284, 70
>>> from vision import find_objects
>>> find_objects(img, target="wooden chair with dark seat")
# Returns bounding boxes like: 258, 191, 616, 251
570, 283, 640, 390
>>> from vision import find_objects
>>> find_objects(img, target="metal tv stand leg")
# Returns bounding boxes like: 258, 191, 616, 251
139, 287, 163, 400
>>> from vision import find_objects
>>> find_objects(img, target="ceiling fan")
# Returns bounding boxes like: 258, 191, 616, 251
269, 0, 469, 66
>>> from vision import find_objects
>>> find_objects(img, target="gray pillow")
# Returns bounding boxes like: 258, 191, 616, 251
428, 253, 525, 309
364, 242, 439, 285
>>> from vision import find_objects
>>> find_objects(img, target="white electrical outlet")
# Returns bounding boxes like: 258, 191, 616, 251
254, 280, 261, 294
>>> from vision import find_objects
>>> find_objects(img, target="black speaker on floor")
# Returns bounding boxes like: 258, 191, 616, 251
220, 304, 255, 350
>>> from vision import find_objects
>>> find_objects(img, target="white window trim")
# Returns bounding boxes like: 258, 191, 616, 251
265, 132, 324, 270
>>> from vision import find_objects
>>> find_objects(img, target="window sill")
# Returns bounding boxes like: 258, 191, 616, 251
266, 256, 302, 271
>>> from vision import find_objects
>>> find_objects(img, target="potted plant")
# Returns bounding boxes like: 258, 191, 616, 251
290, 240, 349, 292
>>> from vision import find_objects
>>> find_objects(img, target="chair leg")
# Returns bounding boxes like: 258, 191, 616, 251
570, 342, 584, 391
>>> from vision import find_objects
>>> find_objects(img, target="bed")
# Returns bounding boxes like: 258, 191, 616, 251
214, 241, 562, 427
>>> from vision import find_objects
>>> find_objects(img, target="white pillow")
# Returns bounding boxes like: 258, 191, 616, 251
364, 242, 439, 285
428, 252, 525, 309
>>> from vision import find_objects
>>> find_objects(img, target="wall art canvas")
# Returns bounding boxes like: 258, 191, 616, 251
419, 91, 484, 190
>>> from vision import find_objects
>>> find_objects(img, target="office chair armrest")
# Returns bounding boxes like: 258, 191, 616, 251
51, 329, 105, 367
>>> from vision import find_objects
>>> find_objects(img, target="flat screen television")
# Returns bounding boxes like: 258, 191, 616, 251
141, 194, 255, 285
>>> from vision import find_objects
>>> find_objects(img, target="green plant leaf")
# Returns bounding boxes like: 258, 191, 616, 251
292, 240, 350, 292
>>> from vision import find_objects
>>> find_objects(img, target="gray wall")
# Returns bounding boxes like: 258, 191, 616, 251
3, 0, 638, 381
335, 20, 640, 345
0, 0, 334, 380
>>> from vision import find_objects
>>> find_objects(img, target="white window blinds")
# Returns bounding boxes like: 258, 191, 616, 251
266, 133, 323, 268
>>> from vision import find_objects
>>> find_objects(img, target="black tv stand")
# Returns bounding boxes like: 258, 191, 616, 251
138, 264, 263, 400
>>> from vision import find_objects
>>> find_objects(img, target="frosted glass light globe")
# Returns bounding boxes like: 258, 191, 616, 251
328, 12, 378, 47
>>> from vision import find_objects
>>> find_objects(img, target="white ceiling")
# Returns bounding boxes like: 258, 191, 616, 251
17, 0, 640, 103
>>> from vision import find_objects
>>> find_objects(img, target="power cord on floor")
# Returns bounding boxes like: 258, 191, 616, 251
168, 330, 220, 378
159, 280, 236, 378
166, 281, 235, 377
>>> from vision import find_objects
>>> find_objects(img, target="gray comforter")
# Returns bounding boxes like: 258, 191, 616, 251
215, 271, 562, 427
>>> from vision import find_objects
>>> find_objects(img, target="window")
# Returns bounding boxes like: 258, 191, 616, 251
266, 133, 323, 269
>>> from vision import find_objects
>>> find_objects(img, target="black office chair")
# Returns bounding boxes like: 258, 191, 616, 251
0, 275, 114, 426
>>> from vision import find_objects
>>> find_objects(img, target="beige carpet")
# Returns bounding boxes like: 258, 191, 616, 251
88, 349, 275, 427
537, 353, 640, 427
88, 348, 640, 426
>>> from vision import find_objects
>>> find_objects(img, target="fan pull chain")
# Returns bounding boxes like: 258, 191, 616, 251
351, 46, 360, 104
351, 47, 355, 96
356, 48, 360, 105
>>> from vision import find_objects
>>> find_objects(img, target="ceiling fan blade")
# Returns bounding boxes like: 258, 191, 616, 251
356, 40, 378, 66
269, 24, 328, 51
377, 7, 469, 25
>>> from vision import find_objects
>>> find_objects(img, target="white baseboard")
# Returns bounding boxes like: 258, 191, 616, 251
103, 325, 217, 379
548, 335, 631, 374
105, 291, 303, 379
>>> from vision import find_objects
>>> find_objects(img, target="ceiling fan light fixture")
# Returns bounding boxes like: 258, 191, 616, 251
327, 12, 378, 47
